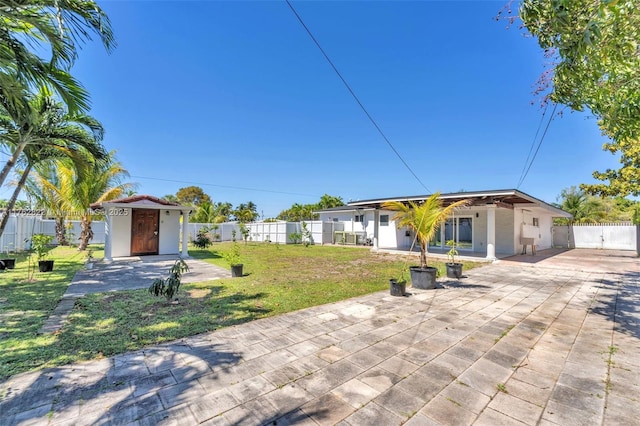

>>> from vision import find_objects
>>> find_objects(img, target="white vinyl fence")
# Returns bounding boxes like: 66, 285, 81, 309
0, 214, 105, 252
188, 221, 341, 245
553, 223, 638, 251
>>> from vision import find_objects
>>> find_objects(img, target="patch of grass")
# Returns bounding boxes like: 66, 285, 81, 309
1, 243, 480, 379
494, 324, 515, 343
497, 383, 508, 393
446, 397, 462, 407
0, 245, 102, 379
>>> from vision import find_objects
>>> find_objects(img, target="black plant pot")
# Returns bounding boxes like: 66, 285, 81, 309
1, 259, 15, 269
409, 266, 437, 289
446, 263, 463, 279
389, 279, 406, 297
38, 260, 55, 273
231, 264, 243, 278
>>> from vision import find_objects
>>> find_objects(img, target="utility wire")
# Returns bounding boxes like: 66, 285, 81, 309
285, 0, 431, 193
517, 103, 558, 189
129, 175, 319, 198
517, 103, 548, 188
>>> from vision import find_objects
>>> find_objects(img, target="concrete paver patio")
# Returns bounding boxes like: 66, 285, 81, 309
1, 249, 638, 425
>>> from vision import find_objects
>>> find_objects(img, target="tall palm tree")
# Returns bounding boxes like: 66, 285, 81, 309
0, 87, 106, 193
0, 107, 105, 239
25, 161, 70, 244
383, 193, 469, 269
57, 151, 135, 250
0, 0, 115, 113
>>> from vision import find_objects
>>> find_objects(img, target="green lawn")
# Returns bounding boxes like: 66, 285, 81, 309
0, 242, 481, 380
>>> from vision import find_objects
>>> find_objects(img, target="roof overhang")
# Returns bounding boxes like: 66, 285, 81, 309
91, 195, 193, 212
332, 189, 572, 218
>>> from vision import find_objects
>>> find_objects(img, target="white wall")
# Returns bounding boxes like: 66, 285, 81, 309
110, 210, 132, 257
473, 210, 487, 254
159, 210, 181, 255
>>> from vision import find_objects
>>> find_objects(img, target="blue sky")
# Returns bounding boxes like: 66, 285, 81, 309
6, 1, 619, 217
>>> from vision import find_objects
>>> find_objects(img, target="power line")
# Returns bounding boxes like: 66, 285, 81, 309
129, 175, 319, 198
285, 0, 431, 193
517, 103, 558, 189
517, 103, 548, 187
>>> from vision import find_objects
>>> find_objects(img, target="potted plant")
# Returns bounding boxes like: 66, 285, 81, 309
1, 243, 16, 270
445, 239, 463, 279
389, 267, 407, 297
31, 234, 55, 272
383, 193, 468, 289
224, 242, 243, 277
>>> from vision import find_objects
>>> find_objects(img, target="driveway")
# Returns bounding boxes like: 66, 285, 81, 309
2, 248, 638, 425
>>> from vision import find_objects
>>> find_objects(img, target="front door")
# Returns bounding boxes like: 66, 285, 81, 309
131, 209, 159, 255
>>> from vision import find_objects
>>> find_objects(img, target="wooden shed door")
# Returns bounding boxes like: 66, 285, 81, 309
131, 209, 159, 255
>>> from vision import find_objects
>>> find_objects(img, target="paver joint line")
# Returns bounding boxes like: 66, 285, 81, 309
1, 248, 638, 425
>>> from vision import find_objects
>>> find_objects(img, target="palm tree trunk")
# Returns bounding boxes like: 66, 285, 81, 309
420, 241, 428, 269
0, 163, 32, 239
78, 214, 93, 251
0, 140, 29, 190
55, 216, 69, 246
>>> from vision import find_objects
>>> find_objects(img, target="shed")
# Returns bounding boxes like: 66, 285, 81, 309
91, 195, 193, 261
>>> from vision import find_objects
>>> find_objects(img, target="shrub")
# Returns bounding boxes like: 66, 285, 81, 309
148, 259, 189, 302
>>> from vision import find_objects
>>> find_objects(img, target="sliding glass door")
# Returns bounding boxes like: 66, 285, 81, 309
429, 217, 473, 250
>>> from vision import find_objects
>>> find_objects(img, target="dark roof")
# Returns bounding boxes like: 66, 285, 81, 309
90, 195, 179, 209
318, 189, 571, 218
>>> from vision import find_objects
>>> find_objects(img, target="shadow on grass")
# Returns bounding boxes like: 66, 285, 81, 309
0, 286, 273, 423
188, 249, 223, 260
0, 341, 243, 424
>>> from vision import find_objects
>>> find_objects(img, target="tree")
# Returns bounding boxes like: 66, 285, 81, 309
175, 186, 211, 206
57, 152, 135, 250
383, 193, 468, 269
0, 87, 106, 192
25, 162, 71, 245
233, 201, 258, 222
277, 203, 317, 222
0, 91, 105, 239
317, 194, 344, 209
0, 0, 115, 113
191, 201, 216, 224
555, 186, 636, 223
515, 0, 640, 196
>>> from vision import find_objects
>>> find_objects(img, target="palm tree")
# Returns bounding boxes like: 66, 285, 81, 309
0, 0, 115, 113
191, 201, 216, 224
57, 152, 135, 250
0, 87, 106, 192
25, 161, 70, 245
383, 193, 469, 269
0, 92, 105, 239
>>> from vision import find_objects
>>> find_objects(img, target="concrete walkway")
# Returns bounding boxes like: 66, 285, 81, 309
39, 256, 231, 334
2, 249, 638, 425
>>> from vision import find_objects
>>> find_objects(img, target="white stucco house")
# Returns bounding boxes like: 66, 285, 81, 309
317, 189, 572, 260
90, 195, 193, 261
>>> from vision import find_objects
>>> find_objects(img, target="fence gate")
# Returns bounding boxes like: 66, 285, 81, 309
552, 224, 637, 250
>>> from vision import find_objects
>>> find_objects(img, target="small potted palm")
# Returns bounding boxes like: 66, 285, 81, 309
384, 193, 468, 289
32, 234, 55, 272
445, 240, 463, 279
224, 242, 243, 277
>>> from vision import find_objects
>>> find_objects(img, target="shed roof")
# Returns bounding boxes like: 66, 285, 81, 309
91, 194, 183, 209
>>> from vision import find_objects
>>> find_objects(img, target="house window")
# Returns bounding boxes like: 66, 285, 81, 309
380, 215, 389, 226
533, 218, 539, 227
354, 215, 364, 222
332, 218, 339, 222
